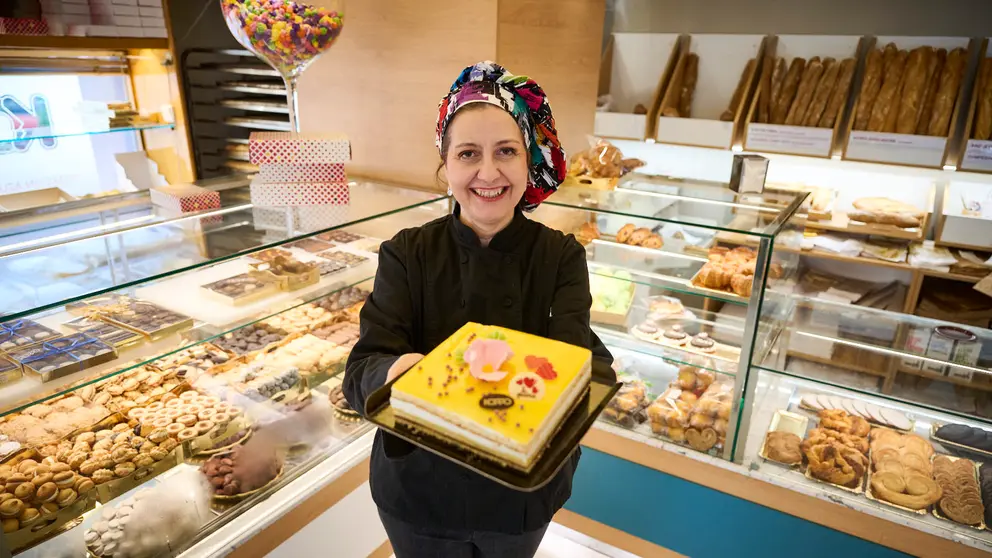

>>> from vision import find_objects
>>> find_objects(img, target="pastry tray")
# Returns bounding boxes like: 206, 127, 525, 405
864, 449, 929, 515
758, 410, 808, 468
366, 362, 620, 492
931, 453, 987, 530
929, 422, 992, 460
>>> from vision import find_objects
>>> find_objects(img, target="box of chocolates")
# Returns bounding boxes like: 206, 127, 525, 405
200, 274, 280, 306
316, 250, 369, 267
256, 163, 347, 183
8, 333, 118, 382
285, 237, 334, 253
62, 316, 146, 351
0, 319, 60, 351
248, 256, 320, 292
315, 230, 364, 244
96, 300, 194, 340
248, 132, 351, 165
249, 180, 350, 206
0, 354, 22, 386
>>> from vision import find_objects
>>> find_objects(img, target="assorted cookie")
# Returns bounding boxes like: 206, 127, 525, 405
260, 303, 333, 334
214, 325, 287, 356
933, 455, 983, 526
0, 458, 90, 533
129, 390, 243, 446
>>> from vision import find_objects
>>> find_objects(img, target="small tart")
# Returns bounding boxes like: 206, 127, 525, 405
177, 428, 198, 443
690, 332, 716, 353
662, 325, 689, 346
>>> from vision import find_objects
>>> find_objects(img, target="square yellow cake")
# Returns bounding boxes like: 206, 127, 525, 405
390, 323, 592, 470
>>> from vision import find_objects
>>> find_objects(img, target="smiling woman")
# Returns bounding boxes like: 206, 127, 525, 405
344, 60, 615, 558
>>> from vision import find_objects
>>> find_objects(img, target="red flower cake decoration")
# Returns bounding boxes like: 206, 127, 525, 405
525, 355, 557, 380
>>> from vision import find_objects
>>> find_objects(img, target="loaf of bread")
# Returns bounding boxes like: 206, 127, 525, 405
974, 57, 992, 140
928, 47, 967, 137
803, 57, 838, 126
679, 53, 699, 118
819, 58, 856, 128
772, 58, 805, 124
757, 53, 775, 124
915, 49, 946, 135
881, 42, 899, 75
854, 48, 884, 130
786, 57, 825, 125
868, 49, 907, 132
895, 47, 932, 134
768, 57, 786, 121
722, 58, 755, 121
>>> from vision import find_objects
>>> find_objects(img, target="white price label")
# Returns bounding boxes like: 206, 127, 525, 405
746, 124, 833, 157
846, 131, 946, 167
962, 140, 992, 172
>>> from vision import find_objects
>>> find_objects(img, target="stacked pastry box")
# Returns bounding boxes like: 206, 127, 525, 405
743, 35, 863, 158
248, 132, 351, 207
149, 184, 222, 225
594, 33, 682, 140
655, 34, 768, 149
843, 37, 975, 168
760, 393, 989, 530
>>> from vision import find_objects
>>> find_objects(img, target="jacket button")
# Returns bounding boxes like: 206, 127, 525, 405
460, 299, 466, 308
503, 255, 513, 265
503, 297, 513, 308
460, 254, 468, 264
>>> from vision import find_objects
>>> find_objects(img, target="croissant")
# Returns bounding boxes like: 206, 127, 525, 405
731, 274, 753, 297
871, 471, 942, 510
693, 263, 734, 290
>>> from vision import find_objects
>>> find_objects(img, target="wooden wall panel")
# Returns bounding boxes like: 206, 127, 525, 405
496, 0, 606, 158
301, 1, 499, 190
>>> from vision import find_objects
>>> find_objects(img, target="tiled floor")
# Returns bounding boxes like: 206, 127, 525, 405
389, 521, 639, 558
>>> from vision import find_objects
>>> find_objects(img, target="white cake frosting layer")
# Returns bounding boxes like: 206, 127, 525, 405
392, 362, 591, 468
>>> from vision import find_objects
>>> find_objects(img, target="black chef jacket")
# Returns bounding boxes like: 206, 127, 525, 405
344, 205, 615, 534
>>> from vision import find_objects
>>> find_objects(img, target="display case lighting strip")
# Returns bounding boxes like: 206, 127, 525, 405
796, 330, 992, 376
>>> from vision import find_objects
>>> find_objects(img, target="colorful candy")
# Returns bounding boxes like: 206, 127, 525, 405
220, 0, 344, 76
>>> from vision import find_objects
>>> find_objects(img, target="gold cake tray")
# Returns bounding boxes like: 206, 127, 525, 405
365, 360, 620, 492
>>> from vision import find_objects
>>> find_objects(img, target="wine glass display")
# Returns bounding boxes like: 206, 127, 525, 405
220, 0, 345, 133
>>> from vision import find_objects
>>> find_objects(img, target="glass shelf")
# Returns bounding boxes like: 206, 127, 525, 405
0, 182, 446, 318
0, 123, 175, 145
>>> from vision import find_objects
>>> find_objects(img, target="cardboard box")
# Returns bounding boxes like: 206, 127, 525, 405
150, 184, 221, 214
0, 188, 76, 212
250, 180, 350, 206
256, 163, 347, 183
248, 132, 351, 165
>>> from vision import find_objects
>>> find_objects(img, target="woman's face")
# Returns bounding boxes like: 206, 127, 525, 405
444, 104, 528, 230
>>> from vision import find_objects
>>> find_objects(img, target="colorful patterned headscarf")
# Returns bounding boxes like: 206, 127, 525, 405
436, 61, 566, 211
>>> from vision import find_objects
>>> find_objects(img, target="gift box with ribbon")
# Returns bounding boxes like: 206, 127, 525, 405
8, 333, 118, 382
0, 319, 60, 352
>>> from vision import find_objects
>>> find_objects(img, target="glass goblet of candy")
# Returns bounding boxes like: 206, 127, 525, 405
220, 0, 345, 133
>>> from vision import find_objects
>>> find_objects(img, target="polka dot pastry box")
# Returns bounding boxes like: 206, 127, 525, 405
149, 184, 221, 215
248, 132, 351, 165
249, 180, 350, 206
256, 163, 347, 183
6, 333, 118, 383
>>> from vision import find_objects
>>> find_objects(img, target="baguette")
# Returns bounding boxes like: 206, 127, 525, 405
679, 53, 699, 118
975, 57, 992, 140
664, 57, 684, 119
803, 57, 838, 126
883, 51, 911, 132
915, 49, 946, 135
881, 42, 898, 75
854, 48, 884, 130
867, 49, 907, 132
895, 47, 932, 134
768, 57, 787, 122
928, 47, 967, 137
787, 57, 825, 125
772, 57, 806, 124
819, 58, 856, 128
757, 53, 775, 123
722, 58, 755, 121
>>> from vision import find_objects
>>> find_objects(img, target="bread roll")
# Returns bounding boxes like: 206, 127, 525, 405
768, 57, 787, 121
868, 49, 907, 132
804, 57, 838, 126
915, 49, 946, 135
679, 53, 699, 118
975, 57, 992, 140
772, 57, 806, 124
928, 47, 967, 137
758, 53, 775, 123
721, 58, 755, 121
895, 47, 932, 134
819, 58, 856, 128
787, 57, 825, 125
854, 48, 884, 130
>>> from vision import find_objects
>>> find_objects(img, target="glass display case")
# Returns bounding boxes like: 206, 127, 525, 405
529, 178, 807, 461
0, 183, 448, 556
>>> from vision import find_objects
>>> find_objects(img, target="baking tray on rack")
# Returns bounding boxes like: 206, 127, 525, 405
365, 362, 620, 492
930, 422, 992, 460
932, 453, 987, 530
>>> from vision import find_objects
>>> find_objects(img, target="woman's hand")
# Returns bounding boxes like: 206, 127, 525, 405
387, 353, 425, 383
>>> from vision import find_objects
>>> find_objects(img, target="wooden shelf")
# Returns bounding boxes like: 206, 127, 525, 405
896, 365, 992, 393
716, 230, 914, 272
0, 35, 169, 50
803, 212, 927, 242
919, 269, 985, 283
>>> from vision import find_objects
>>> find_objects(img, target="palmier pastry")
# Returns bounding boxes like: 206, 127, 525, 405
615, 224, 636, 244
871, 471, 941, 510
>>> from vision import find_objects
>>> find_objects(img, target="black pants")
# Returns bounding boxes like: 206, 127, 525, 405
378, 508, 549, 558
